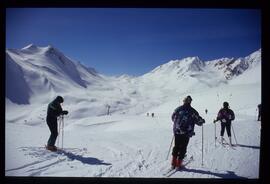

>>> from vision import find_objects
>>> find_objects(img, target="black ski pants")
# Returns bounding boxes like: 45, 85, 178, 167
220, 122, 231, 137
172, 134, 190, 160
47, 117, 58, 146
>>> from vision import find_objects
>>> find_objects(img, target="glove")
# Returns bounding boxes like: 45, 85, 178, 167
201, 118, 205, 124
198, 118, 205, 125
213, 119, 217, 123
62, 110, 68, 115
221, 119, 227, 123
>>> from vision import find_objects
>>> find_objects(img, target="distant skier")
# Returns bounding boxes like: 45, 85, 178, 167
46, 96, 68, 151
107, 105, 111, 115
257, 104, 261, 121
151, 113, 154, 118
171, 95, 205, 169
205, 109, 208, 114
213, 102, 235, 145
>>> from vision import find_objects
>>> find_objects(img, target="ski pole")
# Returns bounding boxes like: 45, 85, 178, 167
255, 108, 257, 121
201, 124, 204, 166
166, 135, 174, 160
231, 123, 238, 145
57, 116, 61, 148
61, 115, 64, 149
214, 120, 217, 148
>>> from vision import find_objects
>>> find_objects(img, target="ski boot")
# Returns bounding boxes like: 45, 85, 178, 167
171, 156, 177, 169
175, 158, 183, 170
221, 136, 224, 145
46, 145, 57, 152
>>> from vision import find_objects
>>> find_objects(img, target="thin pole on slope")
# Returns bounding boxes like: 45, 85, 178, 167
201, 124, 204, 166
231, 123, 238, 146
216, 92, 220, 148
57, 116, 61, 148
166, 135, 174, 160
214, 120, 217, 148
61, 115, 64, 149
107, 105, 110, 116
255, 108, 258, 121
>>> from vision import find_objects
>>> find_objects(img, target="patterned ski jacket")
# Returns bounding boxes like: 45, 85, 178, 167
171, 104, 205, 137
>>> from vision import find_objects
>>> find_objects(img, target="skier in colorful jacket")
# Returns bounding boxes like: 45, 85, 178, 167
171, 95, 205, 169
214, 101, 235, 145
46, 96, 68, 151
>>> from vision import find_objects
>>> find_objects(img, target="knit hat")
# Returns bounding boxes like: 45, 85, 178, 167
183, 95, 192, 104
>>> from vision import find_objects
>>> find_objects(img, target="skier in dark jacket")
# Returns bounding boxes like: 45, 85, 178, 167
257, 104, 261, 121
213, 102, 235, 145
46, 96, 68, 151
171, 95, 205, 169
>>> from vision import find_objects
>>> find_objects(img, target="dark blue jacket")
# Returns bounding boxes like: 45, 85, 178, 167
47, 97, 64, 120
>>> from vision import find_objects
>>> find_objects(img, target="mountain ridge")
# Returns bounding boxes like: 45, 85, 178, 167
6, 45, 261, 105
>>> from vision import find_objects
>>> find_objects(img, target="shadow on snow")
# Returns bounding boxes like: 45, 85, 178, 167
59, 149, 112, 166
17, 147, 112, 167
180, 167, 248, 179
237, 144, 260, 149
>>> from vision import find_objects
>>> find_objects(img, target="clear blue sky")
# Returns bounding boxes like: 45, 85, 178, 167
6, 8, 261, 76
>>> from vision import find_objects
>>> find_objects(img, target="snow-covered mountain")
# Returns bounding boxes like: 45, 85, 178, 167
148, 56, 205, 75
6, 44, 261, 110
205, 49, 261, 80
143, 49, 260, 82
137, 49, 260, 97
6, 44, 103, 104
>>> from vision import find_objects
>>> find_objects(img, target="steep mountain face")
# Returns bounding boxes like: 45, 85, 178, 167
205, 49, 261, 80
6, 54, 32, 104
148, 56, 205, 76
6, 44, 102, 104
75, 62, 103, 86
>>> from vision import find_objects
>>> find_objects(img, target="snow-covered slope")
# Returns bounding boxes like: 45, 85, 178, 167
5, 45, 261, 178
5, 85, 261, 178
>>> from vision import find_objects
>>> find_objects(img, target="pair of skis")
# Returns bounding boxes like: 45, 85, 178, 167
214, 119, 238, 149
163, 156, 194, 177
216, 138, 236, 149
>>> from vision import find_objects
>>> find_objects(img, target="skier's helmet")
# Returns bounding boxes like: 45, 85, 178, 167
56, 96, 64, 103
183, 95, 192, 104
223, 101, 229, 108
